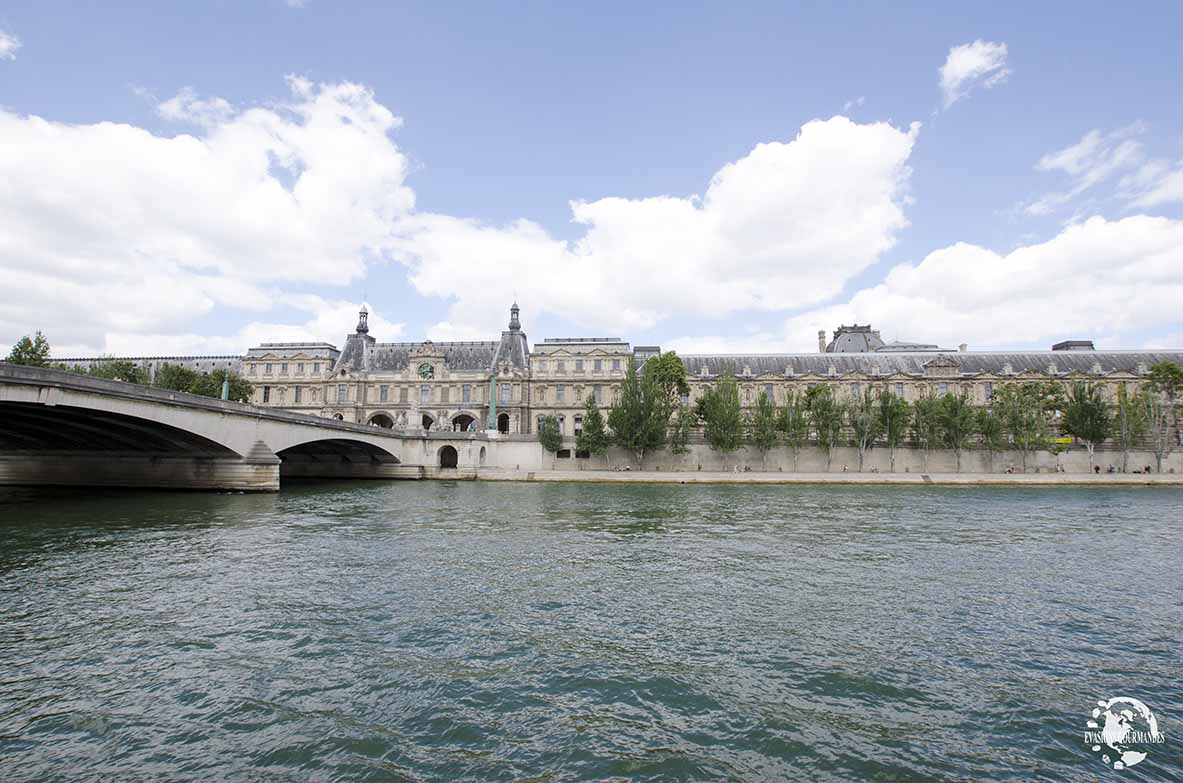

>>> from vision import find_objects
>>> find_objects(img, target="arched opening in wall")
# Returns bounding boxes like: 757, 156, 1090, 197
497, 413, 510, 434
479, 446, 486, 466
421, 413, 435, 431
452, 413, 476, 432
439, 445, 459, 469
333, 413, 344, 421
368, 413, 394, 429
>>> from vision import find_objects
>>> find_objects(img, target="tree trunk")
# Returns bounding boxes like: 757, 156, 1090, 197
1087, 443, 1095, 471
955, 448, 961, 473
1020, 448, 1028, 472
857, 446, 865, 472
889, 446, 896, 473
826, 447, 833, 472
923, 447, 929, 473
987, 450, 994, 473
793, 447, 799, 473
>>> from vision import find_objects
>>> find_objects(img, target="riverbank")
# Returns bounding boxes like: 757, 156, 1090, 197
475, 468, 1183, 486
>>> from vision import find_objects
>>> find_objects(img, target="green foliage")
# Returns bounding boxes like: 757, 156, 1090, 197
748, 391, 779, 463
6, 331, 51, 366
909, 395, 942, 472
976, 406, 1007, 472
777, 389, 810, 471
991, 382, 1058, 471
86, 357, 149, 385
667, 402, 694, 456
576, 395, 612, 459
1144, 360, 1182, 473
876, 389, 910, 472
1147, 360, 1183, 401
607, 356, 669, 466
645, 351, 690, 402
807, 385, 845, 470
937, 391, 977, 472
155, 363, 201, 392
190, 369, 253, 403
537, 415, 562, 453
1062, 382, 1112, 466
847, 387, 880, 471
699, 373, 743, 455
1113, 383, 1150, 472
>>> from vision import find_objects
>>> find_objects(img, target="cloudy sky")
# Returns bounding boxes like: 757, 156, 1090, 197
2, 1, 1182, 357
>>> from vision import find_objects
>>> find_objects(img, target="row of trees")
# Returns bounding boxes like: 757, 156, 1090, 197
5, 331, 253, 403
537, 354, 1183, 473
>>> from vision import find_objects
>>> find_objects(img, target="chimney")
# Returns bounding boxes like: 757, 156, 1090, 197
959, 343, 967, 352
818, 330, 827, 353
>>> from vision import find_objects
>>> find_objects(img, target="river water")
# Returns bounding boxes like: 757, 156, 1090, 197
1, 482, 1180, 781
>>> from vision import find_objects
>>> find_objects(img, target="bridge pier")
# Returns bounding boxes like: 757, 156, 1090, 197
0, 452, 281, 492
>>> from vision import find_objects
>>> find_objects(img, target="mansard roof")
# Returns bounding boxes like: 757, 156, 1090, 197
679, 350, 1183, 378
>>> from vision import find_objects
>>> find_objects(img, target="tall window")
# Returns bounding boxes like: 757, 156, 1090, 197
295, 386, 302, 403
556, 360, 566, 372
574, 415, 583, 435
983, 382, 993, 401
280, 362, 288, 375
764, 384, 774, 401
262, 386, 271, 403
265, 363, 273, 375
851, 383, 861, 398
462, 384, 471, 403
248, 364, 257, 376
421, 384, 430, 404
337, 384, 347, 402
400, 386, 408, 403
296, 363, 304, 375
556, 384, 565, 403
612, 359, 621, 371
501, 383, 510, 404
593, 359, 602, 371
938, 382, 948, 396
593, 384, 602, 403
537, 360, 547, 371
575, 359, 584, 372
895, 383, 905, 398
441, 387, 450, 404
312, 362, 320, 373
379, 385, 389, 402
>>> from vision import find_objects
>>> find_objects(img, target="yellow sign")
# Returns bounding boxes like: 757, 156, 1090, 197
1053, 437, 1074, 444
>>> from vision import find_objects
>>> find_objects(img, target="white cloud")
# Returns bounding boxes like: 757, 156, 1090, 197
397, 116, 920, 338
778, 215, 1183, 351
939, 40, 1010, 109
156, 87, 236, 127
0, 78, 414, 353
843, 96, 865, 111
0, 28, 20, 60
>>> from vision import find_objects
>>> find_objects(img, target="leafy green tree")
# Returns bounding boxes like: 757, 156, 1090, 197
910, 395, 942, 473
699, 373, 744, 463
87, 358, 148, 385
807, 385, 845, 471
576, 395, 612, 467
1145, 360, 1183, 473
645, 351, 690, 403
976, 406, 1007, 473
748, 391, 779, 468
777, 389, 810, 472
537, 415, 562, 462
1113, 383, 1150, 473
189, 369, 253, 403
876, 389, 910, 473
6, 331, 51, 366
1062, 382, 1112, 470
154, 363, 200, 392
847, 387, 880, 472
937, 391, 977, 472
667, 402, 694, 456
607, 356, 668, 468
992, 382, 1057, 472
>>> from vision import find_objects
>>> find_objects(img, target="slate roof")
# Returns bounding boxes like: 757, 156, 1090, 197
680, 350, 1183, 378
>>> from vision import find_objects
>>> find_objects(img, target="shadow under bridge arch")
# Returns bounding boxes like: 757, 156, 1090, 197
275, 437, 406, 481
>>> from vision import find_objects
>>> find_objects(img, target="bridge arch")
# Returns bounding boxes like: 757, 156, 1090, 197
367, 412, 395, 428
438, 445, 459, 469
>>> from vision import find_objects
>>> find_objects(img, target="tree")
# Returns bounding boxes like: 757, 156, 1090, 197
1145, 361, 1183, 473
87, 358, 148, 385
537, 415, 562, 463
645, 351, 690, 403
155, 363, 201, 392
937, 391, 976, 473
807, 385, 845, 471
667, 402, 694, 456
699, 373, 744, 464
189, 369, 253, 403
1113, 383, 1149, 473
910, 395, 942, 473
847, 387, 880, 472
576, 395, 612, 467
992, 382, 1057, 472
777, 389, 810, 472
748, 391, 779, 468
1062, 382, 1112, 470
876, 389, 910, 473
607, 356, 668, 468
6, 331, 51, 366
976, 406, 1007, 473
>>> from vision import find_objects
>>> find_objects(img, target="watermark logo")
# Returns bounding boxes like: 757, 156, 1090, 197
1084, 696, 1165, 770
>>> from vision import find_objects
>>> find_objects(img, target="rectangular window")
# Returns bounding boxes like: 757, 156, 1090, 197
612, 359, 621, 371
264, 363, 273, 375
312, 362, 321, 373
280, 362, 288, 375
851, 383, 861, 398
400, 386, 408, 403
594, 359, 602, 371
764, 384, 774, 401
379, 385, 389, 402
442, 387, 450, 404
556, 384, 565, 403
575, 359, 584, 372
556, 360, 566, 372
537, 360, 547, 371
262, 386, 271, 403
421, 384, 430, 404
574, 415, 583, 435
983, 382, 993, 401
593, 384, 602, 403
294, 386, 302, 403
895, 383, 904, 397
462, 384, 471, 403
337, 384, 346, 402
296, 363, 304, 374
248, 364, 257, 376
938, 382, 948, 396
501, 383, 510, 404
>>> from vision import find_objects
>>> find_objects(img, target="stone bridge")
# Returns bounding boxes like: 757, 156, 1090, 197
0, 364, 493, 491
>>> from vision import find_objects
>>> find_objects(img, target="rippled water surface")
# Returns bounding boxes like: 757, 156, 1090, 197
1, 481, 1181, 781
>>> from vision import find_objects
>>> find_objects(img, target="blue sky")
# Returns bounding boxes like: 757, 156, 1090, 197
2, 1, 1182, 356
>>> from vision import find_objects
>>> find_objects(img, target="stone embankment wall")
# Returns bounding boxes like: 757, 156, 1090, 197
485, 439, 1182, 474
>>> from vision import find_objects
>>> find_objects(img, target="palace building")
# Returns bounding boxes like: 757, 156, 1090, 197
59, 303, 1183, 439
